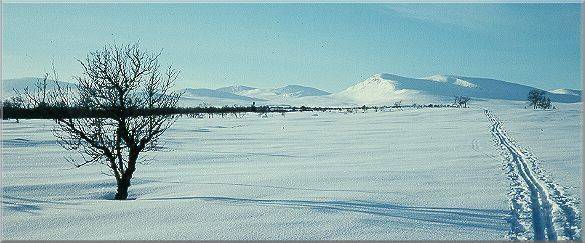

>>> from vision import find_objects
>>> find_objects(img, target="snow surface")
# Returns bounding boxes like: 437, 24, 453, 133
483, 105, 581, 240
485, 101, 582, 199
2, 101, 581, 240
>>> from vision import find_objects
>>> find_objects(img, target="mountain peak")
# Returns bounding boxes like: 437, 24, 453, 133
549, 88, 582, 96
423, 74, 451, 82
335, 74, 403, 104
376, 73, 410, 81
336, 72, 581, 105
216, 85, 257, 93
272, 84, 330, 97
422, 74, 478, 88
183, 88, 264, 102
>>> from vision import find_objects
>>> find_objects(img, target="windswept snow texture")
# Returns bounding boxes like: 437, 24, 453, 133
3, 102, 581, 240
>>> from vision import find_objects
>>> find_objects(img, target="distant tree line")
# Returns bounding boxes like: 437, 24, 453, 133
3, 100, 475, 120
2, 104, 273, 120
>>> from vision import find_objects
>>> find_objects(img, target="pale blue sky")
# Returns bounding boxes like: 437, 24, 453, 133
2, 3, 582, 92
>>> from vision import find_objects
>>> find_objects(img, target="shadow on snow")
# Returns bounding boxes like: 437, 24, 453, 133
143, 195, 509, 231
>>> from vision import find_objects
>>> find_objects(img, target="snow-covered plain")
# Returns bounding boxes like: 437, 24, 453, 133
2, 101, 581, 240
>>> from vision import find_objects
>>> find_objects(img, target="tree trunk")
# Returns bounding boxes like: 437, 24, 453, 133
115, 178, 131, 200
115, 149, 138, 200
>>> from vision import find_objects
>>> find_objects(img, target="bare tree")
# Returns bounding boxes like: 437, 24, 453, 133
393, 100, 403, 110
23, 43, 182, 200
454, 96, 471, 108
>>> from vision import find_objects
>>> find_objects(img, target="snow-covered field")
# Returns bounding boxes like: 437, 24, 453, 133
2, 101, 581, 240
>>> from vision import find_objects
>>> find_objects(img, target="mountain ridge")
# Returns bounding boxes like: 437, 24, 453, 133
3, 74, 581, 106
335, 73, 581, 105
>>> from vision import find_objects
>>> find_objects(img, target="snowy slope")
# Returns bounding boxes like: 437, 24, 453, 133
182, 88, 265, 102
179, 88, 265, 107
422, 74, 581, 103
334, 73, 581, 105
334, 74, 440, 105
185, 84, 332, 107
216, 85, 257, 94
550, 88, 581, 97
224, 85, 331, 100
232, 88, 281, 100
272, 85, 331, 97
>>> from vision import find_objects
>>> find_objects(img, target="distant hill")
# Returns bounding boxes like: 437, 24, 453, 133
216, 85, 257, 94
549, 88, 581, 97
3, 77, 75, 98
218, 84, 331, 102
334, 73, 581, 105
4, 74, 580, 107
182, 88, 265, 102
272, 85, 331, 97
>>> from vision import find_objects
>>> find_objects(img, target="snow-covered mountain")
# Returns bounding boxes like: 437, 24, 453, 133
550, 88, 581, 97
2, 77, 75, 98
335, 73, 581, 105
179, 88, 266, 107
3, 74, 581, 107
182, 88, 265, 102
272, 85, 331, 97
215, 85, 257, 94
216, 84, 331, 100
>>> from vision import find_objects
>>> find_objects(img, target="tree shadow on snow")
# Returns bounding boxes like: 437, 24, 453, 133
143, 196, 509, 231
2, 195, 82, 214
211, 151, 301, 158
131, 180, 401, 196
193, 182, 398, 195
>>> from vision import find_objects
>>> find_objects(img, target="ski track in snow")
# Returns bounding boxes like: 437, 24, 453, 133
484, 109, 581, 240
